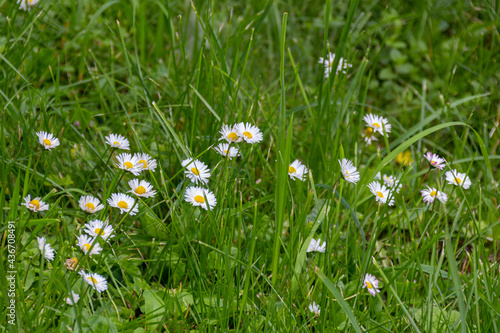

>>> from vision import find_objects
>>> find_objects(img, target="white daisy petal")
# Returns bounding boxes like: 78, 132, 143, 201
339, 158, 360, 184
181, 158, 211, 185
362, 114, 391, 136
367, 181, 395, 206
36, 131, 60, 150
235, 122, 263, 144
318, 52, 352, 77
116, 153, 142, 176
79, 271, 108, 293
79, 195, 104, 214
363, 273, 380, 297
37, 237, 55, 262
21, 195, 49, 212
308, 302, 321, 315
219, 124, 243, 143
184, 186, 217, 211
307, 238, 326, 253
421, 186, 448, 205
107, 193, 139, 215
288, 159, 309, 181
65, 291, 80, 306
83, 219, 115, 241
214, 143, 240, 159
128, 179, 156, 198
105, 133, 130, 150
77, 235, 102, 256
382, 174, 402, 193
445, 169, 472, 189
17, 0, 40, 10
134, 153, 157, 171
424, 152, 446, 170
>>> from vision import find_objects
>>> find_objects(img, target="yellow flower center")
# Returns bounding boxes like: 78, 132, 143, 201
191, 167, 200, 175
243, 131, 253, 139
65, 257, 78, 270
117, 200, 128, 209
376, 191, 384, 198
84, 202, 95, 211
87, 276, 97, 284
43, 139, 52, 146
113, 141, 120, 145
95, 228, 104, 235
139, 159, 147, 168
364, 127, 373, 136
135, 186, 146, 195
430, 191, 437, 197
194, 195, 205, 203
224, 150, 228, 154
345, 171, 349, 177
83, 244, 91, 251
366, 282, 373, 289
227, 132, 238, 141
123, 161, 133, 169
289, 166, 296, 173
431, 160, 437, 165
372, 122, 380, 128
30, 199, 40, 209
455, 177, 462, 184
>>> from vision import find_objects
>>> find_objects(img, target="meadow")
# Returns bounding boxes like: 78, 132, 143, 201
1, 0, 500, 331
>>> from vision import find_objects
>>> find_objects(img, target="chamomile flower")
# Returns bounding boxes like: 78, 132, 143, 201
236, 122, 263, 144
134, 153, 157, 171
107, 193, 139, 215
421, 186, 448, 205
17, 0, 40, 11
36, 131, 60, 150
79, 195, 104, 214
105, 133, 130, 150
181, 158, 211, 185
339, 158, 360, 184
64, 257, 78, 271
128, 179, 156, 198
184, 186, 217, 210
308, 302, 321, 315
21, 195, 49, 212
363, 114, 391, 136
382, 174, 402, 193
318, 52, 352, 77
65, 291, 80, 306
77, 235, 102, 256
37, 237, 55, 262
288, 160, 308, 181
219, 124, 242, 143
116, 153, 142, 176
307, 239, 326, 253
363, 273, 380, 297
367, 181, 395, 206
214, 143, 240, 159
83, 220, 114, 241
79, 271, 108, 293
445, 169, 472, 189
424, 152, 446, 170
362, 127, 379, 145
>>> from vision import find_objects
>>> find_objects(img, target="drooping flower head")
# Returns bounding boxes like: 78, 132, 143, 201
421, 186, 448, 205
22, 195, 49, 213
363, 273, 380, 297
181, 158, 211, 185
77, 235, 102, 256
308, 301, 321, 315
105, 133, 130, 150
236, 123, 263, 144
64, 257, 79, 271
37, 237, 55, 262
339, 158, 360, 184
367, 181, 395, 206
288, 160, 309, 181
184, 187, 217, 211
83, 220, 114, 241
36, 131, 60, 150
445, 169, 471, 189
128, 179, 156, 198
65, 291, 80, 306
318, 52, 352, 77
214, 143, 240, 159
134, 153, 157, 171
219, 125, 242, 143
79, 195, 104, 214
424, 152, 446, 170
363, 114, 391, 136
307, 239, 326, 253
116, 153, 142, 176
79, 271, 108, 292
107, 193, 139, 215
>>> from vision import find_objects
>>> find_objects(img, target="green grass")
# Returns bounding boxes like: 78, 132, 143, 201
1, 0, 500, 331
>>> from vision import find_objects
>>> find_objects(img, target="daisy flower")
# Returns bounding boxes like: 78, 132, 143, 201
128, 179, 156, 198
77, 235, 102, 256
181, 158, 211, 185
374, 172, 382, 180
307, 239, 326, 253
65, 291, 80, 306
367, 181, 395, 206
80, 271, 108, 293
308, 302, 321, 315
362, 127, 379, 145
134, 153, 157, 171
107, 193, 139, 215
214, 143, 240, 159
339, 158, 360, 184
79, 195, 104, 214
36, 131, 60, 150
382, 174, 402, 193
83, 219, 114, 241
21, 195, 49, 212
37, 237, 55, 262
424, 152, 446, 170
363, 114, 391, 136
288, 160, 309, 181
116, 153, 142, 176
236, 122, 263, 144
219, 124, 242, 143
363, 273, 380, 297
184, 186, 217, 211
64, 257, 79, 271
105, 133, 130, 150
421, 186, 448, 205
318, 52, 352, 77
445, 169, 472, 189
17, 0, 40, 10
